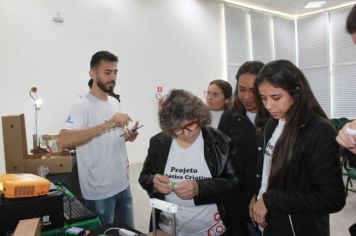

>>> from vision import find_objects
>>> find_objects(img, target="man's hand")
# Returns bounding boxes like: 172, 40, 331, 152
173, 180, 199, 200
153, 174, 173, 194
124, 121, 139, 141
107, 113, 132, 128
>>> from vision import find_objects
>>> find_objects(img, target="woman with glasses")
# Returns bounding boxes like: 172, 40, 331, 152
205, 80, 232, 128
218, 61, 264, 236
139, 89, 241, 236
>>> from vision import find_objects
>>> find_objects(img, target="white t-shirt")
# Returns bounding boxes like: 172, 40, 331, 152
257, 119, 285, 232
257, 119, 285, 200
159, 132, 225, 236
210, 110, 224, 129
246, 111, 256, 125
62, 93, 129, 200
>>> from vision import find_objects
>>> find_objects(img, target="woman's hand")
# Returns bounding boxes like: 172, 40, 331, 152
251, 197, 268, 227
249, 195, 257, 226
173, 180, 199, 200
124, 121, 139, 142
153, 174, 173, 194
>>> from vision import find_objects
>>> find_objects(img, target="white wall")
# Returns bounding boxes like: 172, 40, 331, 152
0, 0, 225, 173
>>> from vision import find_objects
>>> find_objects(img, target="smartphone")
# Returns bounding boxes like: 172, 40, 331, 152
120, 124, 144, 137
131, 124, 144, 132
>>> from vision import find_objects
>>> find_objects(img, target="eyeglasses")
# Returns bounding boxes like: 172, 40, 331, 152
204, 90, 222, 99
170, 121, 199, 135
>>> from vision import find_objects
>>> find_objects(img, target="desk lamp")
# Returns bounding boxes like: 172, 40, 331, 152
29, 87, 42, 152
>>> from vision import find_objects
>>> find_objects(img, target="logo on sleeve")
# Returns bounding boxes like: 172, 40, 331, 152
65, 116, 74, 124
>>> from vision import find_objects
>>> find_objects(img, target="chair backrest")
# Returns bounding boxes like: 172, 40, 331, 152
330, 117, 351, 131
345, 150, 356, 169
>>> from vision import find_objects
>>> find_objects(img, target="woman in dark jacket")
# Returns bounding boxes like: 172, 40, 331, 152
139, 89, 241, 236
218, 61, 264, 236
250, 60, 345, 236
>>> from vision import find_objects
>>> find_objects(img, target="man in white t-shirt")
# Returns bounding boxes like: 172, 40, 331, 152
57, 51, 139, 227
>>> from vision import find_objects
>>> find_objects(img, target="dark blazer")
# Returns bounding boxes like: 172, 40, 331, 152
218, 110, 258, 236
256, 115, 345, 236
139, 127, 241, 235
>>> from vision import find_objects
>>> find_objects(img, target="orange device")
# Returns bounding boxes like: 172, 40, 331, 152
0, 173, 50, 198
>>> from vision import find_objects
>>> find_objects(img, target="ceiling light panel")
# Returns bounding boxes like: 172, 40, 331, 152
304, 1, 327, 9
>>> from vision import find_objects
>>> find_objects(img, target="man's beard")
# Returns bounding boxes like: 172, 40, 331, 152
96, 79, 115, 93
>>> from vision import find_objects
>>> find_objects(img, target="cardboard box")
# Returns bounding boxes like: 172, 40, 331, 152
24, 152, 73, 174
2, 114, 72, 174
13, 218, 41, 236
2, 114, 27, 173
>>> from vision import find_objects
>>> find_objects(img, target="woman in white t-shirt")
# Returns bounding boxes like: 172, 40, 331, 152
204, 80, 232, 129
249, 60, 345, 236
139, 89, 241, 236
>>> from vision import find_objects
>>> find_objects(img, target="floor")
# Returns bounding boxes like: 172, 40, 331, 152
129, 163, 356, 235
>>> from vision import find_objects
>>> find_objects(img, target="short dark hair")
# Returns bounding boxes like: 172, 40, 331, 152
346, 4, 356, 34
159, 89, 211, 136
90, 51, 118, 69
88, 78, 93, 88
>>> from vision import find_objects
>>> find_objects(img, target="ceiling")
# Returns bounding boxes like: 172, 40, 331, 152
229, 0, 356, 16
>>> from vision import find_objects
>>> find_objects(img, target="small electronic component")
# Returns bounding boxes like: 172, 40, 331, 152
65, 226, 86, 236
168, 181, 177, 187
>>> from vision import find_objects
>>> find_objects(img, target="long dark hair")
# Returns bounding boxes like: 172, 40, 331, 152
254, 60, 328, 181
231, 61, 264, 116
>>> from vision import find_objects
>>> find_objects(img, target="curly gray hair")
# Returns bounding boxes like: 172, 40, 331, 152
159, 89, 211, 136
